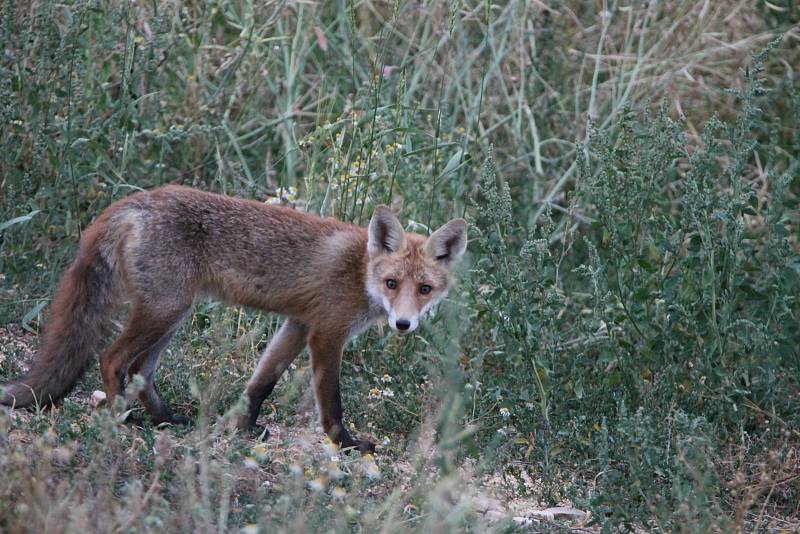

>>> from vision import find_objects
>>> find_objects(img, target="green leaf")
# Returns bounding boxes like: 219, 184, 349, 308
0, 210, 42, 232
21, 300, 48, 333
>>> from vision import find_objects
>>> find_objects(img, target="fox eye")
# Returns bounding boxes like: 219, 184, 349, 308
386, 279, 398, 290
419, 284, 432, 295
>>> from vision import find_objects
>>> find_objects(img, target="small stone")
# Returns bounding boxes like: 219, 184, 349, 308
483, 510, 506, 522
529, 506, 588, 521
90, 390, 107, 408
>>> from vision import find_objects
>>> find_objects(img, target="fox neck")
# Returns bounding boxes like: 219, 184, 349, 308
347, 280, 388, 338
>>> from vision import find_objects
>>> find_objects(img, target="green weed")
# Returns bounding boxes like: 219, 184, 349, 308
1, 1, 798, 531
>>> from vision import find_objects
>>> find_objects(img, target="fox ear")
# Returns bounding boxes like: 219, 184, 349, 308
426, 218, 468, 264
368, 205, 406, 255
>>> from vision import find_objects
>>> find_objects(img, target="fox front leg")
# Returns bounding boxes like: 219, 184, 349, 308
308, 330, 375, 454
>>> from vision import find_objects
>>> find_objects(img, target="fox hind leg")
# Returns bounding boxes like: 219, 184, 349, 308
99, 307, 189, 423
126, 311, 190, 425
238, 318, 308, 432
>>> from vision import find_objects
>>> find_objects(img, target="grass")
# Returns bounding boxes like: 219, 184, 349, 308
1, 0, 799, 531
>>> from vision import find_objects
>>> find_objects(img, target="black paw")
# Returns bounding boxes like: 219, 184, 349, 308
123, 413, 147, 426
235, 415, 270, 440
357, 440, 377, 454
163, 414, 193, 426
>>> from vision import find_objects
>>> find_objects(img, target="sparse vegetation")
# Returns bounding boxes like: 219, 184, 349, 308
1, 1, 799, 531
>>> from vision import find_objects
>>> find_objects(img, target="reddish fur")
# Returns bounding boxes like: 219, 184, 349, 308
1, 204, 123, 407
0, 186, 467, 452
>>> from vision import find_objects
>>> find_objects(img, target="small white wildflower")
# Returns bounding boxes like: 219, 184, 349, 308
381, 388, 394, 398
322, 438, 339, 457
308, 477, 327, 491
499, 407, 511, 419
243, 456, 258, 470
381, 373, 393, 384
381, 436, 391, 446
241, 524, 259, 534
332, 486, 347, 501
368, 387, 382, 400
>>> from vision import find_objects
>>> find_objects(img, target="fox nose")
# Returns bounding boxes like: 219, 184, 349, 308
395, 319, 411, 331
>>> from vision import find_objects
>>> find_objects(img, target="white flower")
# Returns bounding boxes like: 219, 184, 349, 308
243, 457, 258, 470
322, 438, 339, 457
308, 477, 327, 491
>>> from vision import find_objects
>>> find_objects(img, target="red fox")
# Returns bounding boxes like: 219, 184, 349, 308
1, 186, 467, 452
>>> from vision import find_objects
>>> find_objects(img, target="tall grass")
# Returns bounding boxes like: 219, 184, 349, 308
1, 0, 798, 531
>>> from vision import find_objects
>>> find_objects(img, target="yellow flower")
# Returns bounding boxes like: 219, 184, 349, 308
252, 443, 267, 461
361, 455, 381, 480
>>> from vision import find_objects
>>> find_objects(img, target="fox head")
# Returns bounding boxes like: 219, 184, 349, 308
366, 206, 467, 333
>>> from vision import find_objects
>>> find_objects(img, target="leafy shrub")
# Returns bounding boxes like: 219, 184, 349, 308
463, 40, 799, 528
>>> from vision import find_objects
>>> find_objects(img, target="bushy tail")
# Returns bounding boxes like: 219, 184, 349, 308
1, 222, 118, 408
